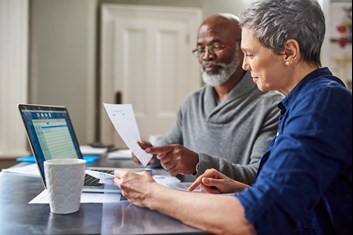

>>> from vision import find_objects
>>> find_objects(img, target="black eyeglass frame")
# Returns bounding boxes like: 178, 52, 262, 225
191, 39, 240, 58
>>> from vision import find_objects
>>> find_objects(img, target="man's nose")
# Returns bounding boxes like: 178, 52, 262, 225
201, 49, 215, 61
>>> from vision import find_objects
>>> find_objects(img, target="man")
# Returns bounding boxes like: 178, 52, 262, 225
136, 13, 283, 185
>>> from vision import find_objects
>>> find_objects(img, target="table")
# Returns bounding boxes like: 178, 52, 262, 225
0, 157, 206, 234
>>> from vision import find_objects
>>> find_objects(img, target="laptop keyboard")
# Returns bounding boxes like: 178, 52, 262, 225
84, 169, 114, 186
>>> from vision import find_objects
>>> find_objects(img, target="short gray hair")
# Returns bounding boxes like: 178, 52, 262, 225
239, 0, 325, 67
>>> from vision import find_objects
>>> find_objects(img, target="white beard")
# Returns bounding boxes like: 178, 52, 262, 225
202, 55, 240, 86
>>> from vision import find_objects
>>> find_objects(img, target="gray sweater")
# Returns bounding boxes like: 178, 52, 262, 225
156, 72, 284, 185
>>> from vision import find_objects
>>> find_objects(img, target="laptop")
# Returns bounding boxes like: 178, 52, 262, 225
18, 104, 120, 193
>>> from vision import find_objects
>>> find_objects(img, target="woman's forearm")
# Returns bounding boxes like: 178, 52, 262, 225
147, 183, 255, 235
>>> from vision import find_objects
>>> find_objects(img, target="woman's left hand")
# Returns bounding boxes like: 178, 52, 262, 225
114, 170, 156, 207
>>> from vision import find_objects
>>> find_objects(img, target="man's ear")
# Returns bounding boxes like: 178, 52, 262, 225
283, 39, 299, 65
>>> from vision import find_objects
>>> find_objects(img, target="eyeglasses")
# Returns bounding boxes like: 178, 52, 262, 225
192, 40, 239, 58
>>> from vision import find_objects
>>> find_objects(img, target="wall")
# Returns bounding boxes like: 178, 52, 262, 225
99, 0, 252, 18
30, 0, 97, 145
0, 0, 29, 157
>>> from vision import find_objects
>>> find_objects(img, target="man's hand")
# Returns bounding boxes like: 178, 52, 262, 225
131, 141, 154, 166
188, 168, 249, 194
145, 144, 199, 176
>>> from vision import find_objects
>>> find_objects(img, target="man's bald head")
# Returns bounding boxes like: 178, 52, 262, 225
198, 14, 242, 42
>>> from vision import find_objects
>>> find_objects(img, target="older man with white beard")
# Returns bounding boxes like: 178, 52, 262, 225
135, 14, 284, 184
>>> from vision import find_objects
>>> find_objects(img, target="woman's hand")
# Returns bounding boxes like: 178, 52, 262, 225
188, 168, 249, 194
114, 170, 156, 207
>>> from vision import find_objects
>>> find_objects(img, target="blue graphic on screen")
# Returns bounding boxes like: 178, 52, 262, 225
21, 109, 82, 178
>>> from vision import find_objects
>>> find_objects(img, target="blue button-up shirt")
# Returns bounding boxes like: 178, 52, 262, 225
236, 67, 352, 235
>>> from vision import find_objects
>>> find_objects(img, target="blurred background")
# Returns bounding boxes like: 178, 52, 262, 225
1, 0, 351, 158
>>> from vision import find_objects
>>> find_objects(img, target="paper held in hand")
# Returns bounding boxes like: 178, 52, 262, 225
103, 103, 153, 166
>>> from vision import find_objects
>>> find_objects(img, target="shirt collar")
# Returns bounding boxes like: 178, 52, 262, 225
278, 67, 335, 112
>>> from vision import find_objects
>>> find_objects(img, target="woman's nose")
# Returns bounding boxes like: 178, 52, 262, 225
242, 58, 250, 71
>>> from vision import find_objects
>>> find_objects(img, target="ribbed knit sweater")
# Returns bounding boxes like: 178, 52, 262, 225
156, 72, 284, 184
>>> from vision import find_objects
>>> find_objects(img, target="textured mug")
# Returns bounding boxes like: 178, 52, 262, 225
44, 159, 86, 214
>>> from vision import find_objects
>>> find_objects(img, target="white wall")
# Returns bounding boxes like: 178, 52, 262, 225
100, 0, 253, 19
203, 0, 252, 16
30, 0, 97, 145
0, 0, 29, 157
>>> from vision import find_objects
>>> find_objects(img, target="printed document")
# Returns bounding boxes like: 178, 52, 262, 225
103, 103, 153, 166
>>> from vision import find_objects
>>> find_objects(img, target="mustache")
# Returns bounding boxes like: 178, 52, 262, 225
202, 61, 226, 71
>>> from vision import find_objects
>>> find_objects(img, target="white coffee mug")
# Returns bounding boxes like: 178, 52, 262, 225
44, 158, 86, 214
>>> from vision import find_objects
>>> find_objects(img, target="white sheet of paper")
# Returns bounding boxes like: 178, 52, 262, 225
80, 145, 108, 155
2, 164, 40, 177
97, 173, 201, 192
29, 190, 122, 204
106, 149, 132, 160
103, 103, 152, 166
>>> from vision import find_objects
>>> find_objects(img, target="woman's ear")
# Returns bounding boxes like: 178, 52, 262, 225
283, 39, 299, 65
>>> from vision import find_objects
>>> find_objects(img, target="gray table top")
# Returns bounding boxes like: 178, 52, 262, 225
0, 158, 205, 234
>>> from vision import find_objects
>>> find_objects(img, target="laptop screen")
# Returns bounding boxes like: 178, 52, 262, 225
18, 104, 83, 186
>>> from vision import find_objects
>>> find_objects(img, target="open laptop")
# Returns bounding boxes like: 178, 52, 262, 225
18, 104, 120, 193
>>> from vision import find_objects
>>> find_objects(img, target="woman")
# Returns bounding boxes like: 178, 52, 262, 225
114, 0, 352, 234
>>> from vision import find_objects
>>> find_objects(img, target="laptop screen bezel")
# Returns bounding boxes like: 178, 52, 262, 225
18, 104, 84, 188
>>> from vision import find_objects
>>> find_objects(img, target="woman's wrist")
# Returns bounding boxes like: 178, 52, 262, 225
146, 182, 163, 210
